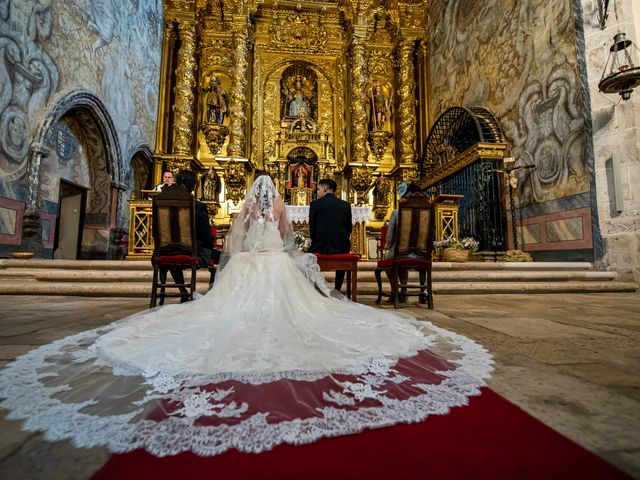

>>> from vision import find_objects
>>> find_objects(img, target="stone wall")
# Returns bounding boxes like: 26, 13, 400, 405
428, 0, 599, 261
0, 0, 162, 257
581, 0, 640, 282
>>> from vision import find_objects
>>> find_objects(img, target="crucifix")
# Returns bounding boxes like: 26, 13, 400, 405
493, 159, 535, 251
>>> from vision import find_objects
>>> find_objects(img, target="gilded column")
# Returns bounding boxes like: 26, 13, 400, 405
350, 35, 369, 165
172, 21, 197, 156
397, 39, 417, 166
227, 22, 249, 158
155, 20, 175, 155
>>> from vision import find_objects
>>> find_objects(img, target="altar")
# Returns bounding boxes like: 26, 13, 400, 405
286, 205, 372, 257
126, 201, 371, 260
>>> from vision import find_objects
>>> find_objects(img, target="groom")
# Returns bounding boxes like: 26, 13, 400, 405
309, 178, 352, 291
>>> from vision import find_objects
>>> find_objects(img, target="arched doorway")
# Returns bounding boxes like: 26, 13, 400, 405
130, 148, 153, 199
37, 93, 121, 259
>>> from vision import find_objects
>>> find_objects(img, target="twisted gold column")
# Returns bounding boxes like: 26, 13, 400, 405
172, 21, 197, 156
397, 39, 417, 165
350, 35, 369, 165
227, 23, 249, 158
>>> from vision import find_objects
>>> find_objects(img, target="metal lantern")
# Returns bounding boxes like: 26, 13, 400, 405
599, 32, 640, 101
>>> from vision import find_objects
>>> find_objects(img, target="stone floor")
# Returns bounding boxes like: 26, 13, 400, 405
0, 293, 638, 479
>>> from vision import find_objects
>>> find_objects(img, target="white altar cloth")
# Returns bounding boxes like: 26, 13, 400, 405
286, 205, 372, 224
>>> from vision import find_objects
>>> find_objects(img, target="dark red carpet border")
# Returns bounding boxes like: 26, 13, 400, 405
93, 388, 630, 480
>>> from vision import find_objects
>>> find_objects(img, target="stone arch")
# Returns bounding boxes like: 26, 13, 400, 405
129, 144, 154, 199
36, 91, 122, 259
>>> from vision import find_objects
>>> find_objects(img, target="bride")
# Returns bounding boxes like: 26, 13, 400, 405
0, 175, 492, 457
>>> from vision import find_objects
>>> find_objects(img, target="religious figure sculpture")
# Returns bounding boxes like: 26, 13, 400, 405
369, 84, 391, 131
202, 74, 228, 124
204, 167, 219, 201
281, 72, 316, 121
290, 104, 316, 132
286, 75, 310, 117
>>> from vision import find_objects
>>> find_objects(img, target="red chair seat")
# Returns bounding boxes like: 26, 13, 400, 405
153, 255, 199, 266
377, 258, 431, 269
313, 253, 361, 261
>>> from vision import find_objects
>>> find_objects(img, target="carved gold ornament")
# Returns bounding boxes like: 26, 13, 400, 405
166, 156, 192, 173
172, 22, 197, 155
367, 130, 393, 162
201, 123, 229, 156
350, 36, 369, 165
222, 160, 247, 204
350, 165, 374, 205
268, 13, 327, 52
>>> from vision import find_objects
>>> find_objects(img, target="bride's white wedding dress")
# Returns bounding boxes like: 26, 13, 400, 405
0, 176, 493, 457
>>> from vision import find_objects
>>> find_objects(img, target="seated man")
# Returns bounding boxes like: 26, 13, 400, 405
309, 178, 352, 291
384, 182, 417, 302
169, 170, 214, 301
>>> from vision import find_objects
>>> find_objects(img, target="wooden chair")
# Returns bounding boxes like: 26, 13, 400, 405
313, 253, 361, 301
149, 184, 198, 307
377, 224, 388, 259
375, 192, 434, 309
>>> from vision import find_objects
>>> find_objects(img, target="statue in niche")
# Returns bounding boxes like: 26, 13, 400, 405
287, 75, 310, 117
281, 71, 316, 121
204, 167, 219, 201
202, 74, 228, 124
369, 84, 392, 131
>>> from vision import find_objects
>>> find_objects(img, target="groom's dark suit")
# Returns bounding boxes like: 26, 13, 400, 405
309, 193, 352, 290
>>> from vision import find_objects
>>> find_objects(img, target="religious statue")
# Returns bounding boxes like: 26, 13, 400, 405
282, 73, 315, 120
296, 167, 307, 188
202, 74, 228, 124
369, 84, 391, 131
290, 104, 316, 132
204, 167, 219, 201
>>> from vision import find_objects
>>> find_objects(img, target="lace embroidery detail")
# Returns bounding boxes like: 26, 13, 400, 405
0, 321, 493, 457
286, 205, 372, 224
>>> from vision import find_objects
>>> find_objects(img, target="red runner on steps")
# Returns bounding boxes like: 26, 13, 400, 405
93, 388, 631, 480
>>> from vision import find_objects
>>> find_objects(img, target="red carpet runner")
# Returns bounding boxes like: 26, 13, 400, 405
94, 388, 630, 479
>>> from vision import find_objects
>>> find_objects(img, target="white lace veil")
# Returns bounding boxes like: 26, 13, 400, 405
220, 174, 331, 294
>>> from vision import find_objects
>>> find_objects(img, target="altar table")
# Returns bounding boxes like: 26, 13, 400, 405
286, 205, 372, 258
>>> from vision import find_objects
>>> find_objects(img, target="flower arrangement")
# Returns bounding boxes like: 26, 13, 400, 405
434, 237, 479, 253
294, 231, 311, 252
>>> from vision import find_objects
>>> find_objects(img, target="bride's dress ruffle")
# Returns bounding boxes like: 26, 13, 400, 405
0, 219, 493, 457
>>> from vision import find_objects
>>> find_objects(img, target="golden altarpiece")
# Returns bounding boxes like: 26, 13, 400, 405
128, 0, 434, 259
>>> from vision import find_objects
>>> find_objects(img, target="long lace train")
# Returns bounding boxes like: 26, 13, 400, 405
0, 176, 493, 457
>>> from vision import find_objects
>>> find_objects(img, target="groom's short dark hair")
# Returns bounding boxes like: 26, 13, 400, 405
176, 170, 197, 193
318, 178, 337, 192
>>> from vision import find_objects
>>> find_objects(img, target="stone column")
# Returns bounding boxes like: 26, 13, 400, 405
397, 38, 417, 166
172, 21, 197, 156
227, 22, 250, 158
350, 34, 369, 165
21, 143, 49, 255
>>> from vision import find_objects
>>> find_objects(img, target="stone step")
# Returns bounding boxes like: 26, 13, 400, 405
0, 259, 596, 272
0, 280, 635, 296
0, 259, 635, 296
0, 268, 617, 283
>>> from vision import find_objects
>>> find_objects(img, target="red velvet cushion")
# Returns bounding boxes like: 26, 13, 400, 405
153, 255, 199, 266
377, 258, 431, 268
313, 253, 361, 260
